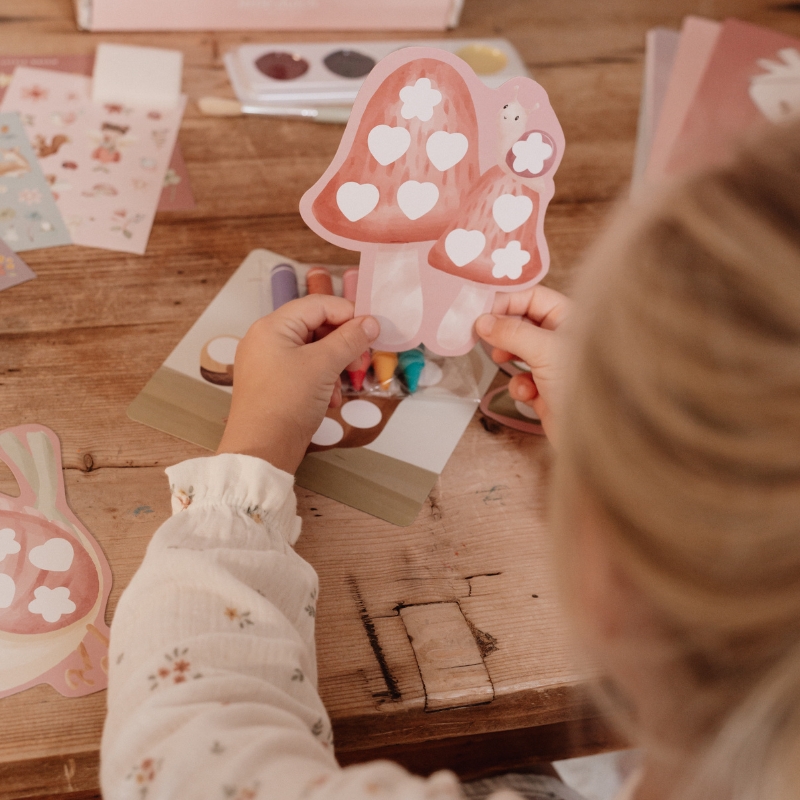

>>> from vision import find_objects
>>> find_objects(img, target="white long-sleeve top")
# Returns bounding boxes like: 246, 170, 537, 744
101, 454, 584, 800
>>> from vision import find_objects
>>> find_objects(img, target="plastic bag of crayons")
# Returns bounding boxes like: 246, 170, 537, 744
263, 260, 489, 402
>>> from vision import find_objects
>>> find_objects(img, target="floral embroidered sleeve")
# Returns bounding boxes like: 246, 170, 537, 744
100, 454, 581, 800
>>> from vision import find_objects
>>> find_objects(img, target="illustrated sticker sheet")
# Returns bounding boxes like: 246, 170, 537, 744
0, 66, 186, 255
301, 47, 564, 358
0, 237, 36, 291
666, 19, 800, 177
0, 55, 196, 213
0, 112, 70, 252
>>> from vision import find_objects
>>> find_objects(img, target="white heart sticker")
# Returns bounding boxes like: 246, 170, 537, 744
397, 180, 439, 220
367, 125, 411, 166
444, 229, 486, 267
426, 130, 469, 171
29, 538, 74, 572
0, 527, 20, 561
336, 182, 379, 222
0, 573, 15, 609
492, 194, 534, 233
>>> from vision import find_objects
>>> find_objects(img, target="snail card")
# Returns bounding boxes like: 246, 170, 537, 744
0, 66, 186, 255
0, 425, 112, 699
0, 112, 70, 252
301, 47, 564, 357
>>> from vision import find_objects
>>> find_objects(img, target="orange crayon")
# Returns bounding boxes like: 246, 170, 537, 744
305, 266, 334, 296
371, 351, 398, 391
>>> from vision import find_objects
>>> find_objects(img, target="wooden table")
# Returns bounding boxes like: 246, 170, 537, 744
2, 0, 796, 797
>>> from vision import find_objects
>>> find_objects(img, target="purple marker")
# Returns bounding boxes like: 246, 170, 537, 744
270, 263, 299, 311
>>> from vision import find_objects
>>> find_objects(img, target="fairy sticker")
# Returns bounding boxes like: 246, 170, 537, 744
91, 122, 134, 166
301, 47, 564, 357
0, 424, 112, 698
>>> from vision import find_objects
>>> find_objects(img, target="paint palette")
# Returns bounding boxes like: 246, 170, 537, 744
225, 38, 528, 107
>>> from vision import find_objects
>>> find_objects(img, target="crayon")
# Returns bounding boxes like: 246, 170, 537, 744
342, 266, 359, 303
270, 263, 299, 310
398, 348, 425, 393
306, 265, 334, 296
340, 266, 370, 391
347, 350, 371, 391
371, 351, 398, 391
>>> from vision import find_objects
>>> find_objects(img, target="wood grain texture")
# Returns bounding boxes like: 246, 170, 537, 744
2, 0, 799, 797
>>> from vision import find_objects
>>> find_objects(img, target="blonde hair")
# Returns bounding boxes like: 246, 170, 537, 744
554, 120, 800, 799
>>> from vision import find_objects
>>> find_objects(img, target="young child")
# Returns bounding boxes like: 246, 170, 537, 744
101, 119, 800, 800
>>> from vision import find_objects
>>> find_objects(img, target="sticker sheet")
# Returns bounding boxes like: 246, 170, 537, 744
0, 55, 195, 213
0, 237, 36, 291
0, 425, 112, 699
0, 67, 186, 254
301, 47, 564, 357
0, 112, 71, 252
666, 19, 800, 177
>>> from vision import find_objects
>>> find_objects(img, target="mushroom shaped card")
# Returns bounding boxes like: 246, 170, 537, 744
0, 425, 112, 699
300, 47, 564, 357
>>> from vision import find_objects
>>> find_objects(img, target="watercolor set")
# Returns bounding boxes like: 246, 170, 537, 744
225, 38, 528, 107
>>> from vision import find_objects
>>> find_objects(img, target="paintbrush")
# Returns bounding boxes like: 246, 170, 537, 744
198, 96, 350, 124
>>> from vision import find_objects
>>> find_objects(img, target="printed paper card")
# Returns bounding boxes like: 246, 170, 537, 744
0, 112, 71, 251
0, 55, 196, 213
0, 67, 186, 254
0, 237, 36, 291
666, 19, 800, 177
300, 47, 564, 358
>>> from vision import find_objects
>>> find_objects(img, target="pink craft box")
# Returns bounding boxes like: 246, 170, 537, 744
75, 0, 464, 32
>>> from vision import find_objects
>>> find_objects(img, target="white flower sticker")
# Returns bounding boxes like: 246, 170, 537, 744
511, 132, 554, 175
28, 585, 76, 623
749, 47, 800, 122
491, 241, 531, 280
29, 538, 74, 572
399, 78, 442, 122
0, 528, 21, 562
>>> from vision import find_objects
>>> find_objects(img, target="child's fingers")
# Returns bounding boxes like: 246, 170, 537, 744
509, 372, 539, 401
272, 294, 358, 344
311, 315, 380, 376
476, 314, 553, 370
491, 285, 571, 330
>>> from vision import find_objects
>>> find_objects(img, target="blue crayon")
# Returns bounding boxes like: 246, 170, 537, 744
398, 348, 425, 393
270, 263, 299, 311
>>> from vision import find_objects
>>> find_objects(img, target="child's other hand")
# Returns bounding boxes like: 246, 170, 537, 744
218, 295, 380, 474
475, 285, 571, 443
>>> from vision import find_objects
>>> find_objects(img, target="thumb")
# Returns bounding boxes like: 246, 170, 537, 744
476, 314, 554, 371
312, 315, 380, 376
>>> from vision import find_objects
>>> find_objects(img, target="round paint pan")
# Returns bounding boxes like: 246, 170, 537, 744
254, 51, 310, 81
323, 49, 376, 79
455, 43, 508, 75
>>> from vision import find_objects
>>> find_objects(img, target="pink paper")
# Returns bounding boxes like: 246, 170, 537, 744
301, 47, 564, 357
0, 67, 186, 254
666, 19, 800, 177
0, 55, 195, 213
645, 17, 721, 184
0, 425, 112, 698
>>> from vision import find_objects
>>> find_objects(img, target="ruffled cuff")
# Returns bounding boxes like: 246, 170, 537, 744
165, 453, 302, 545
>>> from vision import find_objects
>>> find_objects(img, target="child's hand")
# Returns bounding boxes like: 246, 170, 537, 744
218, 295, 380, 473
475, 285, 572, 443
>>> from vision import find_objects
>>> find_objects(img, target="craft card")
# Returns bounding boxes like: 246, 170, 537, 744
0, 237, 36, 291
128, 249, 497, 526
666, 19, 800, 177
0, 112, 71, 251
0, 67, 186, 254
0, 55, 195, 213
0, 425, 112, 699
644, 17, 721, 184
300, 47, 564, 358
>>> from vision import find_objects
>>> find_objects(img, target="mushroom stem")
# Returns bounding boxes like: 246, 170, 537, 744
435, 280, 494, 354
361, 242, 427, 349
